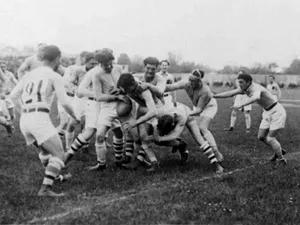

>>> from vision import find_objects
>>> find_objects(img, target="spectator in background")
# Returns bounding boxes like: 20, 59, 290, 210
267, 75, 282, 101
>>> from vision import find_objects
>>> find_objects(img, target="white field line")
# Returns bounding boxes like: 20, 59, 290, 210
281, 99, 300, 103
27, 151, 300, 224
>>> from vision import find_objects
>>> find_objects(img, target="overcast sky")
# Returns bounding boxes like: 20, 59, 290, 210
1, 0, 300, 69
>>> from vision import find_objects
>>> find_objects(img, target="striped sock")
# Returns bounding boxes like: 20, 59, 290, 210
65, 131, 74, 150
67, 134, 89, 156
201, 141, 217, 164
38, 152, 51, 168
43, 157, 64, 187
113, 136, 124, 161
125, 133, 134, 158
137, 148, 146, 162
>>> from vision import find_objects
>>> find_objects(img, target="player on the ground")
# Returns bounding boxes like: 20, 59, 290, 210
145, 102, 224, 173
267, 75, 281, 101
157, 60, 176, 107
146, 69, 224, 163
17, 43, 65, 79
64, 53, 98, 151
214, 73, 287, 164
10, 45, 79, 197
0, 61, 18, 132
224, 70, 252, 133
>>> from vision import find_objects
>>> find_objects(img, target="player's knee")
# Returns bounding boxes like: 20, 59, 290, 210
199, 125, 208, 133
96, 134, 105, 144
266, 136, 275, 144
231, 110, 237, 116
48, 156, 65, 169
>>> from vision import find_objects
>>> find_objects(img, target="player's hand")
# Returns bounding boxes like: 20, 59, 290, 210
123, 121, 137, 131
144, 135, 156, 142
140, 83, 149, 90
230, 105, 241, 111
76, 92, 84, 98
109, 87, 121, 95
117, 95, 130, 104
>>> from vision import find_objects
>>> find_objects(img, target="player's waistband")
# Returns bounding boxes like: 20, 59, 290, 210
164, 93, 169, 97
66, 92, 75, 97
22, 107, 50, 114
265, 102, 277, 111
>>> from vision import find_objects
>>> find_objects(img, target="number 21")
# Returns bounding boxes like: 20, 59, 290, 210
25, 80, 43, 103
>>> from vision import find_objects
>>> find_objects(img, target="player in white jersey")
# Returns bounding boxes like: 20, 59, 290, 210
56, 51, 89, 137
214, 73, 287, 165
0, 68, 14, 136
10, 45, 79, 197
0, 61, 18, 133
267, 75, 281, 101
145, 102, 223, 173
17, 43, 65, 79
157, 60, 176, 107
224, 70, 252, 133
64, 53, 98, 150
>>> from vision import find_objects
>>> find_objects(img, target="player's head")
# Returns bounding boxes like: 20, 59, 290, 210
160, 60, 170, 72
117, 73, 137, 94
95, 48, 115, 73
79, 51, 89, 65
237, 73, 253, 91
144, 57, 159, 77
0, 61, 7, 72
84, 52, 98, 71
157, 115, 176, 136
269, 75, 275, 83
41, 45, 61, 71
189, 69, 204, 89
36, 43, 47, 60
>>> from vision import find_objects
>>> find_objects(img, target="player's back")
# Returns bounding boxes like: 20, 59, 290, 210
28, 54, 43, 71
21, 66, 58, 110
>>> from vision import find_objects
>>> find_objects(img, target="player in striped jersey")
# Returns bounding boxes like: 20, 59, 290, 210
214, 73, 287, 164
10, 45, 79, 197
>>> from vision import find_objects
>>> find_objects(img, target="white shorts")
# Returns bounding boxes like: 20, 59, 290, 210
163, 93, 174, 107
57, 102, 69, 122
193, 98, 218, 119
73, 96, 86, 119
20, 111, 58, 145
259, 103, 286, 131
85, 99, 101, 129
97, 102, 123, 128
234, 94, 252, 111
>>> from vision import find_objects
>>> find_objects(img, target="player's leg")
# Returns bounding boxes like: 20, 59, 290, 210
224, 110, 237, 131
65, 118, 76, 150
198, 115, 224, 162
187, 118, 223, 173
0, 102, 13, 137
243, 110, 251, 133
37, 133, 67, 197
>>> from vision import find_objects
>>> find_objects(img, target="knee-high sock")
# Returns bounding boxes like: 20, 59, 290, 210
65, 131, 74, 150
39, 152, 51, 168
141, 142, 157, 163
201, 141, 217, 164
125, 133, 134, 157
95, 141, 108, 165
113, 136, 124, 161
245, 113, 251, 130
203, 131, 218, 150
230, 112, 237, 128
43, 157, 64, 187
67, 133, 89, 156
266, 137, 283, 159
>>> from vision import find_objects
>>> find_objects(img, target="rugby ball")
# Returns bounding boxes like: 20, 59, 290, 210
116, 97, 133, 117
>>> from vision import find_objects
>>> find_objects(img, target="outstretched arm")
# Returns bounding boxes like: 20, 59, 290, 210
189, 91, 212, 117
213, 88, 242, 98
165, 80, 187, 92
17, 57, 31, 80
9, 78, 25, 113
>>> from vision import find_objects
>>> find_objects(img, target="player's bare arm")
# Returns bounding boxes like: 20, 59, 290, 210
17, 57, 31, 79
68, 69, 79, 93
165, 80, 187, 92
157, 122, 185, 142
134, 90, 157, 127
77, 73, 94, 98
57, 65, 66, 76
0, 69, 5, 82
53, 75, 77, 121
9, 78, 25, 113
213, 88, 242, 98
189, 91, 211, 117
232, 90, 260, 110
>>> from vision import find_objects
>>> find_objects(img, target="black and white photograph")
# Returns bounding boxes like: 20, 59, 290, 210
1, 0, 300, 224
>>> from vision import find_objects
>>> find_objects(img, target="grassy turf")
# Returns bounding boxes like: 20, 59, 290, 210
1, 88, 300, 224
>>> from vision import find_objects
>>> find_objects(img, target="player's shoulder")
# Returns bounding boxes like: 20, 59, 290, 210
136, 82, 148, 94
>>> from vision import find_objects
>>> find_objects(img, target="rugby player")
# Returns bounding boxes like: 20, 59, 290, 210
10, 45, 79, 197
214, 73, 287, 164
224, 70, 252, 133
146, 69, 224, 163
266, 75, 281, 101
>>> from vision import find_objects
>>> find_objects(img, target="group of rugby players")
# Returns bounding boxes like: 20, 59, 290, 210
0, 43, 287, 197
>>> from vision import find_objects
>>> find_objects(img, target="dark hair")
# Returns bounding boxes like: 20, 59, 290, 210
237, 73, 252, 83
80, 51, 89, 58
117, 73, 136, 89
95, 49, 115, 64
269, 75, 275, 79
157, 115, 175, 136
143, 57, 159, 67
192, 69, 205, 78
85, 52, 95, 63
42, 45, 61, 62
160, 60, 170, 66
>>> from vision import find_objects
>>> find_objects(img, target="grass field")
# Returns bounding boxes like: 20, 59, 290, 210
1, 88, 300, 224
